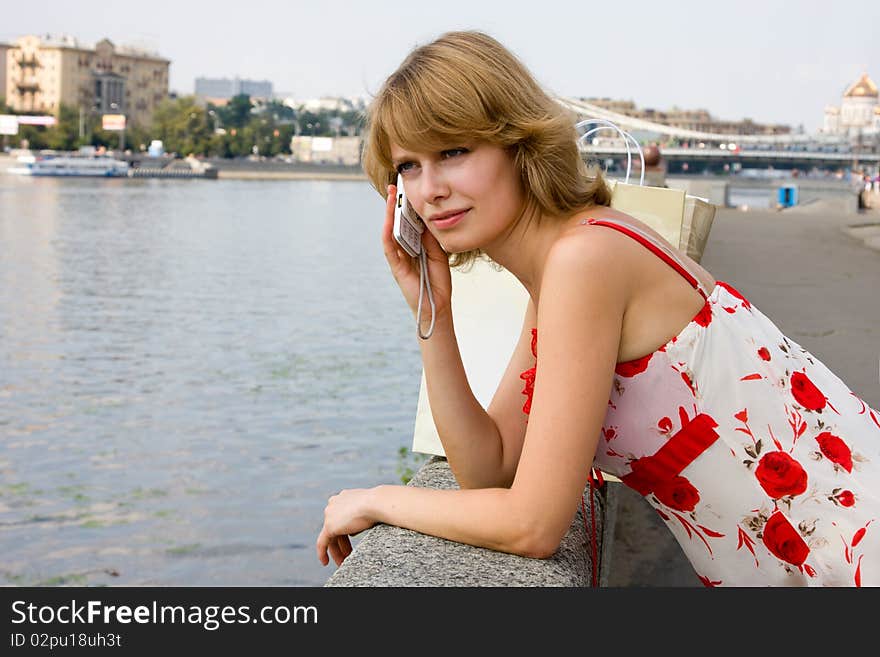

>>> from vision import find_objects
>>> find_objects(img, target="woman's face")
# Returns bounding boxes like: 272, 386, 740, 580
389, 140, 526, 254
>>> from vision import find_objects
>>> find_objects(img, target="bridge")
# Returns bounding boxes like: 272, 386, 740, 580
555, 96, 879, 172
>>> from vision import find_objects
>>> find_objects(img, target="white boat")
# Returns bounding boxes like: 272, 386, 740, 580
7, 154, 130, 177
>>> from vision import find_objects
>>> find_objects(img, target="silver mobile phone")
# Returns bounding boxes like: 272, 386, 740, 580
393, 173, 425, 258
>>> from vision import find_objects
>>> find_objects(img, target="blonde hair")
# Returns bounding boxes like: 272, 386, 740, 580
362, 30, 612, 270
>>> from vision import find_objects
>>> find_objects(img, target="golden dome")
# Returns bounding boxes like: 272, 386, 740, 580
844, 73, 878, 98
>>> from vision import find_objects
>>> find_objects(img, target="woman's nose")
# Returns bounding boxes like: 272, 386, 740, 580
420, 165, 450, 203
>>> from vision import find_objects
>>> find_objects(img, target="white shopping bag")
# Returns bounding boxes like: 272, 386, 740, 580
411, 259, 528, 455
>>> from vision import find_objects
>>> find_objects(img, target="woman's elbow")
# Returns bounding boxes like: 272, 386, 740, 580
511, 524, 563, 560
452, 467, 514, 490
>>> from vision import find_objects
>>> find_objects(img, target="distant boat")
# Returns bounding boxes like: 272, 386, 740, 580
8, 153, 130, 177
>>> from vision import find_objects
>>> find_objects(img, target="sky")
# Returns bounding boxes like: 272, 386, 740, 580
3, 0, 878, 133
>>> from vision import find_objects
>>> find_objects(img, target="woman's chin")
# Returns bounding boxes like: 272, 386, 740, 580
437, 236, 478, 255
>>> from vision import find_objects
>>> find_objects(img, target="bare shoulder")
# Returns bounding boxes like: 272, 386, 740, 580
540, 223, 638, 307
575, 207, 717, 289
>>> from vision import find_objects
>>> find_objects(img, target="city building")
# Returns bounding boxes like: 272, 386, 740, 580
195, 77, 273, 104
0, 42, 8, 105
285, 96, 366, 113
289, 135, 361, 165
4, 34, 170, 128
822, 73, 879, 137
581, 97, 791, 136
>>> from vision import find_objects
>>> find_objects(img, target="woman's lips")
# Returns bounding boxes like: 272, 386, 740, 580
431, 209, 468, 229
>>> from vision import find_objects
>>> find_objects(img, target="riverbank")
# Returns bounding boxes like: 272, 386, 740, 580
0, 153, 369, 181
206, 158, 367, 182
216, 170, 366, 181
607, 204, 880, 586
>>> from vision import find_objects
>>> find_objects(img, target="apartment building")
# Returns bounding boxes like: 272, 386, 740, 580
4, 34, 170, 127
582, 97, 791, 136
0, 42, 8, 105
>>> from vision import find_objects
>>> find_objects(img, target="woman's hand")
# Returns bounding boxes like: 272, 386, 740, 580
316, 488, 378, 567
381, 184, 453, 327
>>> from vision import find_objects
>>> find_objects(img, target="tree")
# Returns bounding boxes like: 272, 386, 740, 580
296, 110, 333, 136
151, 96, 212, 156
263, 100, 296, 123
44, 104, 82, 151
218, 94, 253, 129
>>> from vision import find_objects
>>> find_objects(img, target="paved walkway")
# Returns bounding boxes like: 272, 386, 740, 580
606, 205, 880, 587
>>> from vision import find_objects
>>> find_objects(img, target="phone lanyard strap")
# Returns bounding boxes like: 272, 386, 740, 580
417, 248, 436, 340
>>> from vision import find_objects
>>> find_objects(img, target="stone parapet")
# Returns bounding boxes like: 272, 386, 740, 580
325, 456, 617, 587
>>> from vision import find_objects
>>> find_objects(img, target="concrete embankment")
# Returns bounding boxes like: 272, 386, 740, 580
666, 175, 864, 213
206, 159, 367, 181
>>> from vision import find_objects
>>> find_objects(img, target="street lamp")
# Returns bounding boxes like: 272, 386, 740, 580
208, 109, 223, 134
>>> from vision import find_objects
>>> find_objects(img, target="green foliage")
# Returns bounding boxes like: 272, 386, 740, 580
2, 92, 364, 158
396, 447, 430, 485
217, 94, 254, 129
16, 124, 47, 150
263, 100, 296, 123
152, 96, 213, 156
44, 104, 83, 151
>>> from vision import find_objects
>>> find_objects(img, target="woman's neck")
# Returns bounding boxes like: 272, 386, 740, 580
482, 205, 594, 303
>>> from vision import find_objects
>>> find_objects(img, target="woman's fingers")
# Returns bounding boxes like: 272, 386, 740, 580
316, 528, 330, 566
327, 538, 345, 567
317, 526, 355, 567
381, 184, 421, 282
334, 536, 352, 564
328, 535, 353, 567
381, 184, 395, 244
381, 185, 408, 263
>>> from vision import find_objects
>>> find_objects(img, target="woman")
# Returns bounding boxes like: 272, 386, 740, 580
316, 30, 880, 586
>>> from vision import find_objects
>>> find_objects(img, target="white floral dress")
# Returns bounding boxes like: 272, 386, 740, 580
519, 218, 880, 586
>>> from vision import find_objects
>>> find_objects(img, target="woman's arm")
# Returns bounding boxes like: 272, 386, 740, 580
416, 315, 509, 489
318, 231, 629, 564
422, 295, 540, 490
381, 185, 507, 489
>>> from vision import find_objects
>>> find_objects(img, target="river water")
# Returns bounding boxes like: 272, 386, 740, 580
0, 176, 425, 586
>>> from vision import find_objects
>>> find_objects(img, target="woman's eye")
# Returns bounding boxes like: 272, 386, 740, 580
443, 148, 468, 158
396, 161, 415, 174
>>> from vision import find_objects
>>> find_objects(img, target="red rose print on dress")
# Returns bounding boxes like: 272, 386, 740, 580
615, 352, 652, 377
680, 370, 697, 396
815, 431, 853, 473
833, 490, 855, 507
758, 347, 771, 361
790, 371, 829, 411
839, 521, 873, 587
519, 329, 539, 415
717, 281, 752, 310
693, 302, 712, 327
755, 451, 808, 499
697, 574, 722, 587
653, 475, 700, 512
851, 392, 880, 429
761, 510, 810, 566
519, 366, 536, 415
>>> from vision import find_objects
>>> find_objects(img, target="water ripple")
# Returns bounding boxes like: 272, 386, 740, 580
0, 177, 424, 586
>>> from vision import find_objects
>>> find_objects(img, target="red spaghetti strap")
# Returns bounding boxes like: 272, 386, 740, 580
586, 218, 707, 300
